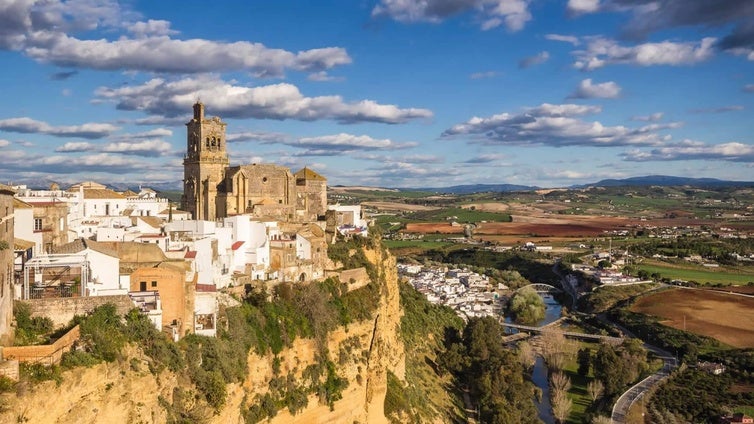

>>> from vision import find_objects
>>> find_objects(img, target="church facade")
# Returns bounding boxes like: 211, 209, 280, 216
182, 103, 327, 222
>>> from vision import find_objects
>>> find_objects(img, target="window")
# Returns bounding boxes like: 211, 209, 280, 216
140, 281, 147, 291
34, 218, 43, 231
59, 217, 64, 231
151, 281, 157, 288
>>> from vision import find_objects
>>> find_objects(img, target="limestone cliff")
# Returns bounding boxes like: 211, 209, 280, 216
0, 245, 405, 424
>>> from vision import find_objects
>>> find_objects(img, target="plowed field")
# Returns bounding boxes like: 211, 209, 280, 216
631, 288, 754, 348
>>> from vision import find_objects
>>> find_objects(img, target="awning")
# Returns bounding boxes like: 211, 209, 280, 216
14, 238, 36, 250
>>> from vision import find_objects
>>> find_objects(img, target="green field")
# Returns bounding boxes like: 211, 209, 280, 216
383, 240, 456, 250
637, 262, 754, 285
407, 207, 511, 223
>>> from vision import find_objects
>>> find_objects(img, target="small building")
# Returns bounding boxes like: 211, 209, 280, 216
720, 413, 754, 424
698, 361, 726, 375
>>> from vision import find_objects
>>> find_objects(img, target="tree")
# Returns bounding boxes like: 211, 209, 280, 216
541, 330, 574, 371
577, 348, 591, 376
587, 380, 604, 402
552, 389, 572, 423
508, 286, 545, 325
518, 341, 535, 370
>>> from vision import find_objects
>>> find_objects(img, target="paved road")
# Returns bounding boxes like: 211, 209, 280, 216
609, 326, 678, 424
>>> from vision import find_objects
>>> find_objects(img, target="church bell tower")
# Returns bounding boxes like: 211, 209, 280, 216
182, 102, 229, 221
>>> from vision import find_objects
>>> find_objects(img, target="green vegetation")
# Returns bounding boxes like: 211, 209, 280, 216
13, 302, 54, 345
508, 286, 546, 325
636, 262, 754, 286
440, 316, 540, 424
405, 207, 511, 223
650, 369, 742, 422
578, 284, 659, 314
387, 282, 465, 423
609, 308, 727, 356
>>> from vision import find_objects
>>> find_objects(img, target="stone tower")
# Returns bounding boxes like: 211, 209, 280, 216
182, 102, 229, 221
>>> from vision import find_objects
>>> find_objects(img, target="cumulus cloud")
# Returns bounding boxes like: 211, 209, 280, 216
94, 76, 433, 124
354, 153, 443, 164
372, 0, 532, 32
281, 133, 417, 156
0, 149, 159, 175
611, 0, 754, 44
574, 37, 716, 70
55, 141, 95, 152
227, 131, 289, 144
442, 103, 676, 147
632, 112, 664, 121
569, 78, 622, 99
567, 0, 601, 15
101, 139, 173, 156
519, 51, 550, 68
545, 34, 580, 46
462, 153, 508, 163
0, 1, 350, 77
127, 19, 177, 37
689, 105, 744, 114
621, 141, 754, 162
0, 117, 118, 139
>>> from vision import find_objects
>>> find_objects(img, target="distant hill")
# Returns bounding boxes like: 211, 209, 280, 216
412, 184, 539, 194
575, 175, 754, 188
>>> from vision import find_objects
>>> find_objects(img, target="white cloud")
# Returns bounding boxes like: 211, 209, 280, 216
744, 84, 754, 92
622, 141, 754, 162
519, 51, 550, 68
442, 103, 675, 147
23, 32, 351, 76
0, 139, 9, 148
127, 19, 177, 37
283, 133, 418, 156
102, 139, 173, 156
0, 1, 350, 77
567, 0, 601, 15
574, 37, 716, 70
462, 153, 508, 163
227, 131, 289, 144
545, 34, 581, 46
632, 112, 664, 122
569, 78, 622, 99
372, 0, 532, 32
55, 141, 95, 152
95, 76, 433, 124
0, 117, 118, 139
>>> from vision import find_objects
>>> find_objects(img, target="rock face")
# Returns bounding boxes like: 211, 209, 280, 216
0, 245, 405, 424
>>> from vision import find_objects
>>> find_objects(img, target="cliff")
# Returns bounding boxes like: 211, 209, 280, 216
0, 245, 405, 424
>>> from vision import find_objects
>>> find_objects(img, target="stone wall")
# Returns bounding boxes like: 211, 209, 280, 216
22, 295, 133, 327
2, 325, 80, 365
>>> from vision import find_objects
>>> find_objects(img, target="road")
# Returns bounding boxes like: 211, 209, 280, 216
611, 348, 677, 423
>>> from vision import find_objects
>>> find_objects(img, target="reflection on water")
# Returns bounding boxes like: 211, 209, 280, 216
532, 356, 555, 424
504, 294, 563, 424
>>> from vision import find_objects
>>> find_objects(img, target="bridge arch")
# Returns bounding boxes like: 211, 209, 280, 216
515, 283, 563, 294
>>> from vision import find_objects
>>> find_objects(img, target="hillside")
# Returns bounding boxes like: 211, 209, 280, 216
0, 241, 408, 423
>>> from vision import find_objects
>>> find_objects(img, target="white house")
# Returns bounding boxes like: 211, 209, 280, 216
49, 238, 124, 296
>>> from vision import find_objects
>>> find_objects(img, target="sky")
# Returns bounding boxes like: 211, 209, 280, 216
0, 0, 753, 189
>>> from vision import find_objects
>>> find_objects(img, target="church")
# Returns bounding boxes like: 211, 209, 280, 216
181, 103, 327, 222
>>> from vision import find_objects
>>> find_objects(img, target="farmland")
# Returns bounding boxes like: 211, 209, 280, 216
630, 288, 754, 348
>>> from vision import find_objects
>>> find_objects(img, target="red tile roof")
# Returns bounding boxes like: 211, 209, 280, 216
185, 251, 197, 259
231, 241, 244, 251
195, 284, 217, 292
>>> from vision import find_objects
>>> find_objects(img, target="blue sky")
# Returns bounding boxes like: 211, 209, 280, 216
0, 0, 752, 189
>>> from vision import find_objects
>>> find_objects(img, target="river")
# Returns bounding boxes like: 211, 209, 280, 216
504, 294, 563, 424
